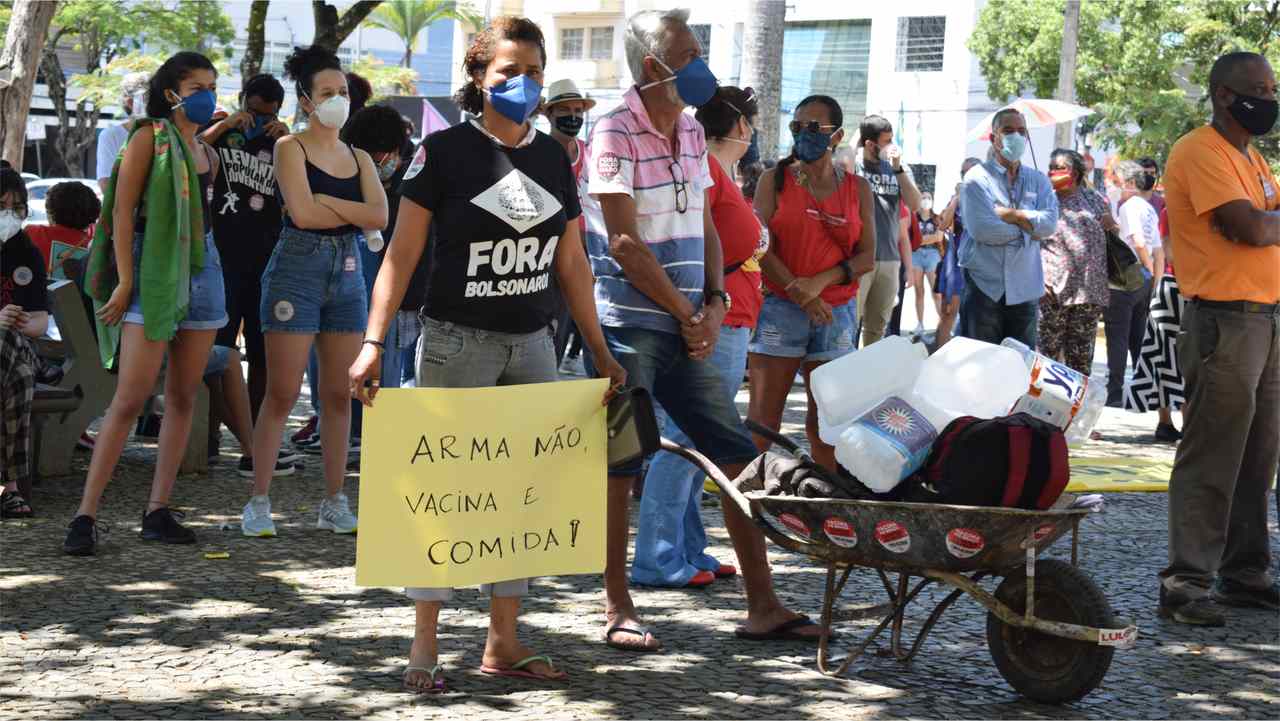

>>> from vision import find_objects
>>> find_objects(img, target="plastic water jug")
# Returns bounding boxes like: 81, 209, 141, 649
812, 336, 927, 445
834, 392, 950, 493
912, 337, 1030, 421
1000, 339, 1107, 444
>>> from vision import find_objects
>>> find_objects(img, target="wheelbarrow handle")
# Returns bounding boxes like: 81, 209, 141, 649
744, 419, 816, 464
658, 438, 754, 519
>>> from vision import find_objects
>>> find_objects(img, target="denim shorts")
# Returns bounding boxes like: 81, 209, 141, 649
259, 226, 369, 334
748, 294, 857, 362
405, 315, 559, 602
911, 245, 942, 274
587, 325, 759, 477
123, 231, 227, 331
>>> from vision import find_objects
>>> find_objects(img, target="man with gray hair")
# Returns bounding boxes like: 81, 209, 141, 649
95, 72, 149, 191
958, 108, 1058, 346
581, 7, 825, 652
1105, 159, 1159, 407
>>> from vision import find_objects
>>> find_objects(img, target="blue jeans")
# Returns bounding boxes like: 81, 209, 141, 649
350, 235, 400, 437
632, 325, 751, 587
958, 271, 1039, 348
586, 325, 759, 477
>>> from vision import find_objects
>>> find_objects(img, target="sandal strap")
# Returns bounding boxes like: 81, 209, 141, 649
510, 655, 553, 672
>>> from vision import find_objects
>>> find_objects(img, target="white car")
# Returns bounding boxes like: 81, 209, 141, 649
23, 177, 101, 226
21, 172, 40, 184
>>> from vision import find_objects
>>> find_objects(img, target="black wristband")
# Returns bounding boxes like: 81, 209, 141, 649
362, 338, 385, 350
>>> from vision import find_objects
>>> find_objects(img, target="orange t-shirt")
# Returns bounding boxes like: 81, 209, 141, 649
1164, 125, 1279, 303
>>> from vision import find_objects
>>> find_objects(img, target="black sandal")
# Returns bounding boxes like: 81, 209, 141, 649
1, 489, 34, 518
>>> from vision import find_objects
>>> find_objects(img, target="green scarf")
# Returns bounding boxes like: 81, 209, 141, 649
86, 118, 205, 370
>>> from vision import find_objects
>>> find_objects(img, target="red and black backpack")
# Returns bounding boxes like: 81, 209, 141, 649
908, 413, 1070, 509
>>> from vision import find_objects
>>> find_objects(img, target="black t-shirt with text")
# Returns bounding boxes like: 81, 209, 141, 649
1, 233, 50, 312
399, 121, 580, 334
210, 128, 282, 273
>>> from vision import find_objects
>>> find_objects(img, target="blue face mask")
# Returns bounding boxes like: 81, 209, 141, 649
643, 56, 717, 107
999, 131, 1027, 163
792, 129, 833, 164
486, 75, 543, 125
243, 114, 270, 141
173, 89, 216, 126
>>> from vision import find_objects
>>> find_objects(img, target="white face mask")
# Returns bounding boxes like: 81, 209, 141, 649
0, 210, 22, 244
307, 93, 350, 129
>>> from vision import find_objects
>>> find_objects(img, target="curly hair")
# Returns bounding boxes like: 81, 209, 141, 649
46, 182, 102, 231
454, 16, 547, 115
342, 104, 406, 154
283, 45, 343, 98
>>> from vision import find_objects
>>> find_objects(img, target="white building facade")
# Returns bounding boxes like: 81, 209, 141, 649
447, 0, 1069, 208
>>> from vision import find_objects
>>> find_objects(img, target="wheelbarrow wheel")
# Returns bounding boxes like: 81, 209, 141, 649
985, 559, 1115, 704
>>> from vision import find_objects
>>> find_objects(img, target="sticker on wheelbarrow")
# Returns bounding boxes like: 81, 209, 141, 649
1034, 524, 1056, 543
1098, 626, 1138, 648
875, 520, 910, 553
778, 513, 810, 538
945, 527, 985, 558
823, 517, 857, 548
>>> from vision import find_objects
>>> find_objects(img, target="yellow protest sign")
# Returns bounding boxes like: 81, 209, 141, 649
355, 380, 608, 588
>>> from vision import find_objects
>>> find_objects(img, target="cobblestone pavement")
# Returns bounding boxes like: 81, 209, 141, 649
3, 375, 1278, 719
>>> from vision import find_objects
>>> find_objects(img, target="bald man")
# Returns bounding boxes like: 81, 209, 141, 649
1158, 51, 1279, 626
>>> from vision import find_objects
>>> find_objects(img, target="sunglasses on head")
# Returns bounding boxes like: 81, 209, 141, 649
789, 120, 839, 135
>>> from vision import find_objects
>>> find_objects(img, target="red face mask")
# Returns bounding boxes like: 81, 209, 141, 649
1049, 169, 1074, 190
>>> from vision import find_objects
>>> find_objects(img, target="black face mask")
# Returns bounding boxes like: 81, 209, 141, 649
1135, 174, 1156, 192
554, 114, 584, 137
1227, 90, 1279, 136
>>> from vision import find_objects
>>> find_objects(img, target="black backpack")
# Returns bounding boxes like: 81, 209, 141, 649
908, 413, 1070, 509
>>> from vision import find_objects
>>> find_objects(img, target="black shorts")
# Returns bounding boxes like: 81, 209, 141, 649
215, 267, 266, 369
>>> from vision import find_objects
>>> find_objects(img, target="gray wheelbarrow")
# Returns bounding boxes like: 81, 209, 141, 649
660, 422, 1137, 705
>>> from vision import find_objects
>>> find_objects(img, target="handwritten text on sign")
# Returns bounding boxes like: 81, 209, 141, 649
355, 380, 608, 588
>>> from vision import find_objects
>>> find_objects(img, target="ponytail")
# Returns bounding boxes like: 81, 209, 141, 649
774, 153, 796, 195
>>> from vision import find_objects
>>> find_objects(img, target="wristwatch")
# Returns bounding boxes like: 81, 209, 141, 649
707, 289, 732, 312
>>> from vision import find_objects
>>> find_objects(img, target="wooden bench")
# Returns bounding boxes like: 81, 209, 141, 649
31, 279, 209, 478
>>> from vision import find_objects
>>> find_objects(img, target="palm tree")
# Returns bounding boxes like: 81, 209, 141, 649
363, 0, 482, 68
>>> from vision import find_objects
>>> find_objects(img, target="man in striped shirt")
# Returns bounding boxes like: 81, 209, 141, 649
582, 7, 825, 653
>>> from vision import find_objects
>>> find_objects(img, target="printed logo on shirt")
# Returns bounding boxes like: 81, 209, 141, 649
403, 145, 427, 181
463, 236, 560, 298
216, 146, 276, 200
249, 193, 265, 212
13, 266, 33, 286
597, 152, 621, 180
470, 168, 564, 235
344, 257, 356, 272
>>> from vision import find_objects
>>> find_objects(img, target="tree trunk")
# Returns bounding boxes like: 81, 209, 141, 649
312, 1, 384, 54
241, 1, 271, 80
0, 0, 59, 168
739, 0, 786, 163
403, 45, 412, 69
1054, 0, 1082, 149
41, 45, 99, 179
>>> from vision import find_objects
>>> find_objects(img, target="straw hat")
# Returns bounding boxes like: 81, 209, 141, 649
544, 79, 597, 110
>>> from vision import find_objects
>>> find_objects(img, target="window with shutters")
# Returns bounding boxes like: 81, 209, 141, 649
690, 24, 712, 59
589, 28, 613, 60
895, 16, 946, 72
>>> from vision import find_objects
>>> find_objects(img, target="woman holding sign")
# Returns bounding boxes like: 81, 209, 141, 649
348, 17, 626, 692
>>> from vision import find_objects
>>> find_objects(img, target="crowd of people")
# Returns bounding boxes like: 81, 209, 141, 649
0, 5, 1276, 690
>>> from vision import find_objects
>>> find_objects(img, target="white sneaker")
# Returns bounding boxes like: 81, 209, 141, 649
317, 492, 358, 534
241, 495, 277, 537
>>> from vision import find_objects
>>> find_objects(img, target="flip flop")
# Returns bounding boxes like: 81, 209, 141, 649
480, 654, 564, 680
714, 564, 737, 578
603, 623, 663, 653
403, 664, 445, 694
735, 615, 834, 642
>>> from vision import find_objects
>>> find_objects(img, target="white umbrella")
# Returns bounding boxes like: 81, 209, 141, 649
968, 98, 1095, 142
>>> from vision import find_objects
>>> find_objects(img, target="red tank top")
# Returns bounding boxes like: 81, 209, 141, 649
765, 166, 863, 305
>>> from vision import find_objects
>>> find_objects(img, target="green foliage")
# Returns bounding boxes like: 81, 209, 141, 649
352, 53, 419, 100
970, 0, 1280, 172
362, 0, 482, 66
